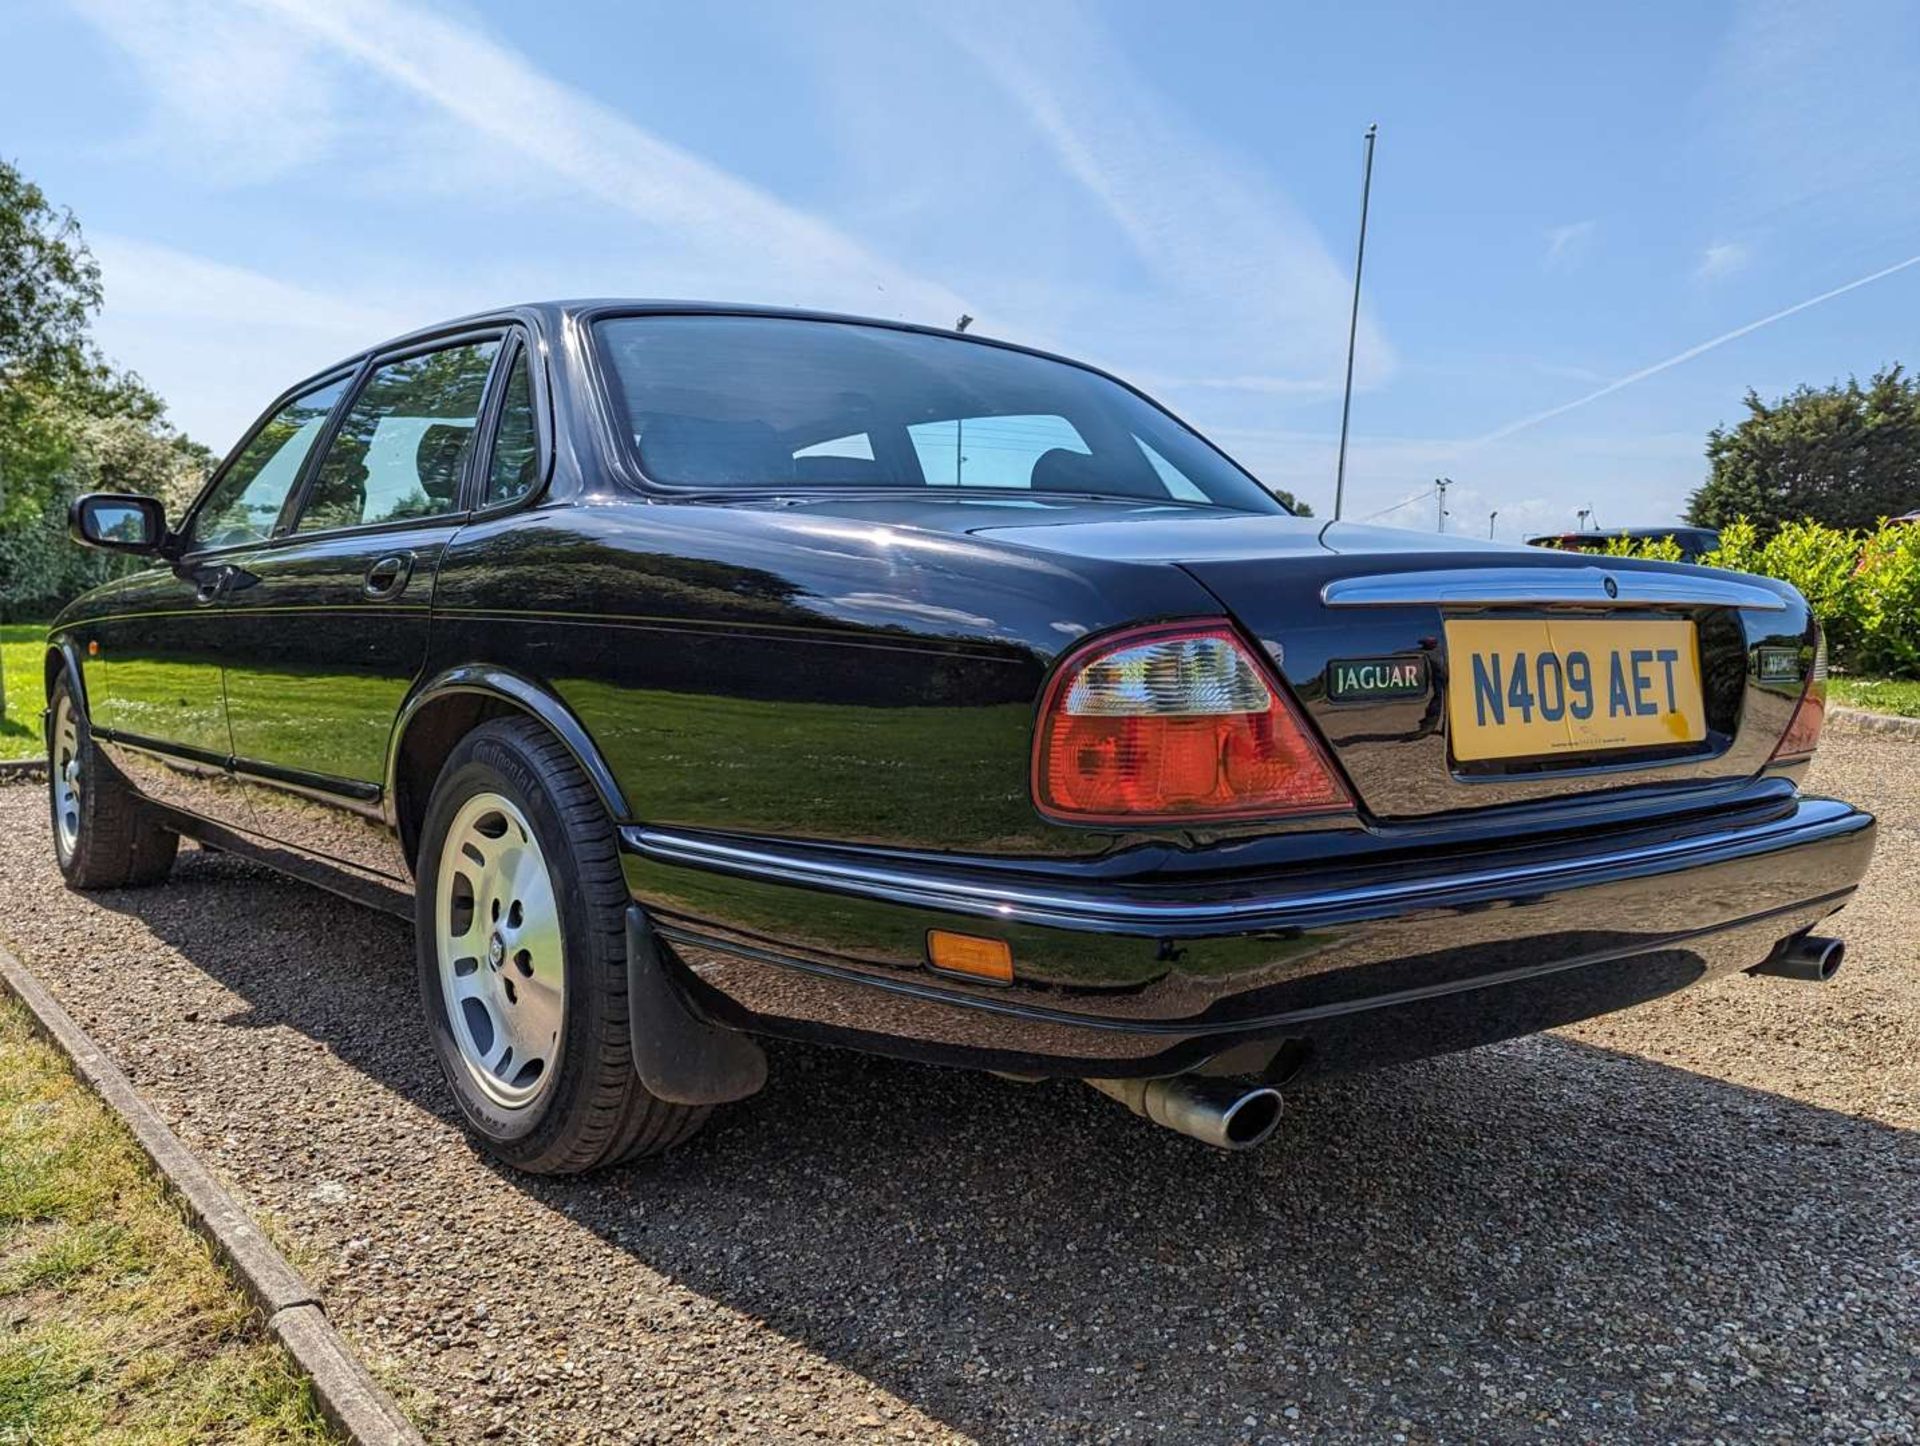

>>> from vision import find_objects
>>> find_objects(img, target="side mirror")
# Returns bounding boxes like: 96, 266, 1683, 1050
69, 493, 168, 555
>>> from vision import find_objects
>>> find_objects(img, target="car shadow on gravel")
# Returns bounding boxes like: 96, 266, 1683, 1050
95, 848, 1920, 1442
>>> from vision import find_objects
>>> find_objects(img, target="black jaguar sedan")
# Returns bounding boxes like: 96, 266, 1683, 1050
47, 302, 1874, 1171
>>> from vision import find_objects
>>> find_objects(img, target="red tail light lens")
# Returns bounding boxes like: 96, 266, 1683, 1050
1033, 622, 1354, 824
1769, 634, 1828, 763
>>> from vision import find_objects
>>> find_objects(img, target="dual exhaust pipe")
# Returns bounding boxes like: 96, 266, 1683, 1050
1083, 931, 1846, 1151
1084, 1075, 1284, 1151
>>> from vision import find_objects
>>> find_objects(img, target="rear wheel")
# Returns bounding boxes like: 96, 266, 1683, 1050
415, 718, 707, 1173
48, 677, 177, 890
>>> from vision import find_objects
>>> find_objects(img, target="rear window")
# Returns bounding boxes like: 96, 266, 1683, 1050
593, 314, 1285, 511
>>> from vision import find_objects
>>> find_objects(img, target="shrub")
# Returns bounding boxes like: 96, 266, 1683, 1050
1600, 532, 1683, 561
1580, 518, 1920, 680
1752, 519, 1866, 663
1853, 523, 1920, 677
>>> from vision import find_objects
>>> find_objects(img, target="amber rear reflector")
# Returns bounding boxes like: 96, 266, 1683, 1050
926, 931, 1014, 985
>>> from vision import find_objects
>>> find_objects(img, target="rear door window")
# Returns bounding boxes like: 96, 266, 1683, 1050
484, 347, 541, 507
295, 339, 500, 534
188, 377, 349, 549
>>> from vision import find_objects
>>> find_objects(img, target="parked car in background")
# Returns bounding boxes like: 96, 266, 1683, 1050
1528, 525, 1722, 562
45, 302, 1874, 1172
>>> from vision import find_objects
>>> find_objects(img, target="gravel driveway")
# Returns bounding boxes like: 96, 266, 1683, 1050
2, 742, 1916, 1445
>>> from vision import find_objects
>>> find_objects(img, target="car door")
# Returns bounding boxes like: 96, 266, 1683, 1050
218, 329, 508, 879
77, 373, 353, 830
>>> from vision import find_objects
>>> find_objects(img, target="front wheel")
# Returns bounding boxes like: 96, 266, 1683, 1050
48, 676, 177, 890
414, 718, 707, 1174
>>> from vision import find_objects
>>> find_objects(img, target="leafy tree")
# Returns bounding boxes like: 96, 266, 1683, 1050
0, 161, 100, 382
1687, 367, 1920, 533
0, 158, 208, 617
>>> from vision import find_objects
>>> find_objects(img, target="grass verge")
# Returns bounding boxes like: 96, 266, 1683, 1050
1828, 676, 1920, 718
0, 993, 339, 1444
0, 622, 48, 762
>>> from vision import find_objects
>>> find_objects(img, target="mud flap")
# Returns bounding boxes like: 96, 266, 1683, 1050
625, 907, 767, 1105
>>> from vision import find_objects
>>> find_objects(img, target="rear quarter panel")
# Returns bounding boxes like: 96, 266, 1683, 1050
427, 502, 1219, 855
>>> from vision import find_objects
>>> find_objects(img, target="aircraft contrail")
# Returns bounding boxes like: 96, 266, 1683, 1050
1472, 252, 1920, 448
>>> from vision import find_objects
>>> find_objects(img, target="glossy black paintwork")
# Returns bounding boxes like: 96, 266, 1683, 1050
46, 299, 1873, 1078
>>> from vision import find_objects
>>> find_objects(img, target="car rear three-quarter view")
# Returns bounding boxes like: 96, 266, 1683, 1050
46, 302, 1876, 1171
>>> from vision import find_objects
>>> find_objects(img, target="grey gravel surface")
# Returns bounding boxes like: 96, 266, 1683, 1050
1, 742, 1916, 1445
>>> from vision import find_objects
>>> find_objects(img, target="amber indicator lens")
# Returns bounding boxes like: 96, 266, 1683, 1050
926, 930, 1014, 984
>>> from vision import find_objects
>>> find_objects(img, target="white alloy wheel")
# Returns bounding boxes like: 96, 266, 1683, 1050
51, 692, 83, 862
433, 791, 566, 1109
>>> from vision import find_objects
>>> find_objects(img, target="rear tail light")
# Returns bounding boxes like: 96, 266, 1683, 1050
1769, 633, 1827, 764
1033, 621, 1354, 824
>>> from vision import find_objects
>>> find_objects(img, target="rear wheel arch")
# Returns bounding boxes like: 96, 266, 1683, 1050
387, 668, 629, 873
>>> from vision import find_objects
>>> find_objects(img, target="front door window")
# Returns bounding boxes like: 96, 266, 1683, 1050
188, 377, 349, 549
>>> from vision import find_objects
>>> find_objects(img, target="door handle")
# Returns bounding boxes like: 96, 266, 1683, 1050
363, 553, 416, 600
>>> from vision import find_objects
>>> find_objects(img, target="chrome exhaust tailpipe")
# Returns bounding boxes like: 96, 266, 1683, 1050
1085, 1076, 1284, 1151
1749, 933, 1846, 983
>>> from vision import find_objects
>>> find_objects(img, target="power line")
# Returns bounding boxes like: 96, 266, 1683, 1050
1362, 485, 1436, 522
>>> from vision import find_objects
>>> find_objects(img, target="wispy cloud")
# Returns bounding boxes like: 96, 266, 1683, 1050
70, 0, 339, 182
90, 234, 407, 336
86, 235, 429, 445
935, 2, 1391, 394
69, 0, 967, 320
1471, 252, 1920, 446
1695, 240, 1750, 281
1699, 0, 1920, 244
1544, 220, 1596, 271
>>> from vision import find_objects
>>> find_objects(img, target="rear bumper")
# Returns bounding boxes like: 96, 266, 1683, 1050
619, 794, 1876, 1079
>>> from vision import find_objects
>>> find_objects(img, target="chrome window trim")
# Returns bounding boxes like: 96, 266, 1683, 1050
1320, 566, 1788, 612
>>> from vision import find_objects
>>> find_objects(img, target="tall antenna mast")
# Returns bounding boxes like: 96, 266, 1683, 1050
1332, 123, 1378, 522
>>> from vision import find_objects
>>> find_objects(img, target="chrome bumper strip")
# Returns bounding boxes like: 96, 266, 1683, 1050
625, 797, 1870, 936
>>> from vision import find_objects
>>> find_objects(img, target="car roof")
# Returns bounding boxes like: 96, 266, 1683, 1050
313, 299, 1108, 385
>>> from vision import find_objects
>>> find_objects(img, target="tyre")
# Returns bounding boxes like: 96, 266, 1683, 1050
415, 718, 708, 1173
48, 675, 178, 890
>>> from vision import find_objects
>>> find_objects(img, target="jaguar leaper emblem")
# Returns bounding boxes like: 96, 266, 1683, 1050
1326, 655, 1430, 703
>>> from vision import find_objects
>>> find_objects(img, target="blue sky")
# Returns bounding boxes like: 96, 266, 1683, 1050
5, 0, 1918, 538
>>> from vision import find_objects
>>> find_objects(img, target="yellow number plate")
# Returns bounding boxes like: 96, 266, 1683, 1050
1443, 619, 1706, 762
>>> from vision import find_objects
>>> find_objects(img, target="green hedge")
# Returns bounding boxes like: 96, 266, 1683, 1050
1595, 518, 1920, 678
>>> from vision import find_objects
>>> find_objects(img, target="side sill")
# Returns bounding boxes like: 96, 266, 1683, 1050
159, 810, 414, 920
